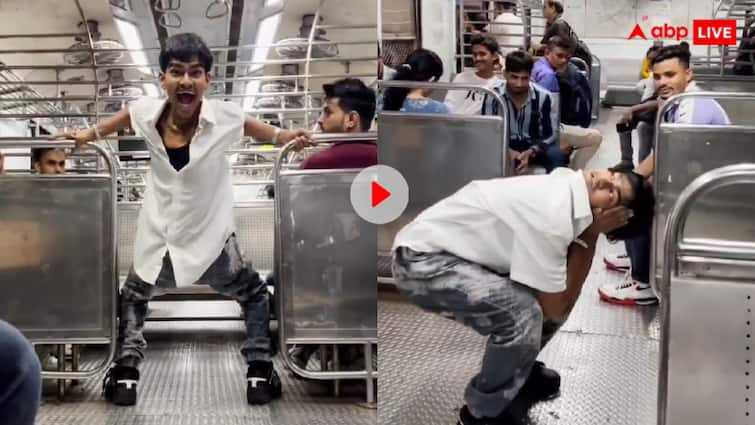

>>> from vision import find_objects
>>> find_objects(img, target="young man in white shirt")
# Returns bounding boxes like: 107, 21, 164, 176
60, 33, 310, 407
485, 1, 524, 57
391, 167, 655, 425
445, 34, 503, 115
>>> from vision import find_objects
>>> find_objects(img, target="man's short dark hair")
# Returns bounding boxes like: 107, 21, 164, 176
470, 34, 500, 55
159, 33, 214, 73
505, 50, 534, 74
651, 44, 691, 68
606, 170, 656, 241
545, 35, 574, 53
323, 78, 376, 131
545, 0, 564, 14
31, 148, 63, 165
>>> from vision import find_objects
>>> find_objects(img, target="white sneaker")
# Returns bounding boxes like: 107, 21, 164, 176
598, 276, 658, 306
603, 253, 630, 272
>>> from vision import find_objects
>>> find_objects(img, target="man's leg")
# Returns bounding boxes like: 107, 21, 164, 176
202, 234, 279, 405
560, 124, 603, 171
637, 121, 655, 163
104, 256, 174, 406
392, 247, 542, 422
540, 143, 571, 173
0, 320, 41, 425
598, 226, 658, 306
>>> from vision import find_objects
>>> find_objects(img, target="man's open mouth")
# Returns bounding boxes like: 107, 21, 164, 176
176, 92, 196, 105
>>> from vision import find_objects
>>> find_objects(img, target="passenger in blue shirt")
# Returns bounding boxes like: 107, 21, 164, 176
382, 48, 449, 114
532, 36, 571, 93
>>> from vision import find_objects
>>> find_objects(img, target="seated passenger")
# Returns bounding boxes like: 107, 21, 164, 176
600, 44, 730, 306
444, 34, 503, 115
382, 48, 448, 114
0, 320, 41, 425
300, 78, 377, 169
482, 50, 562, 174
391, 167, 654, 425
32, 147, 66, 174
532, 36, 602, 171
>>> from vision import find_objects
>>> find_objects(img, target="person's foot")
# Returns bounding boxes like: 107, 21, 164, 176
457, 401, 530, 425
103, 364, 139, 406
247, 361, 282, 405
603, 253, 630, 272
598, 277, 658, 306
518, 361, 560, 403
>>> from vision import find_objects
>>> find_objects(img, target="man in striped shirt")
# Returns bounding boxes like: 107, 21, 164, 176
482, 51, 563, 174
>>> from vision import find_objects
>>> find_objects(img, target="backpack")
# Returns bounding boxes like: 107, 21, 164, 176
557, 63, 593, 128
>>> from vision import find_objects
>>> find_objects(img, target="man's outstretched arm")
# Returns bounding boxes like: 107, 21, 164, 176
57, 109, 132, 148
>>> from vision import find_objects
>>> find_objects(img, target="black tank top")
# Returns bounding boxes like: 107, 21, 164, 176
165, 143, 190, 171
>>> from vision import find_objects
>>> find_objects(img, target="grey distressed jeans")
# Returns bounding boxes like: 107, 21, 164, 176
392, 247, 565, 419
115, 234, 271, 367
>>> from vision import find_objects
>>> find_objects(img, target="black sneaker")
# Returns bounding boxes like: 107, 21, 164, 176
457, 401, 530, 425
517, 361, 561, 403
247, 361, 282, 405
102, 365, 139, 406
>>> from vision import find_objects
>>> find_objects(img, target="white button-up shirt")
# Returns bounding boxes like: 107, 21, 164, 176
393, 168, 593, 293
129, 97, 244, 287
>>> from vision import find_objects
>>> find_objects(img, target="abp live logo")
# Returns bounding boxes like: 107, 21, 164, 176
628, 20, 737, 45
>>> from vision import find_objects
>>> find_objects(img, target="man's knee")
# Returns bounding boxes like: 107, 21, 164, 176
0, 321, 41, 425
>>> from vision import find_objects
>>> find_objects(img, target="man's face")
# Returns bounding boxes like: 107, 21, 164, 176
160, 58, 210, 121
545, 46, 571, 72
653, 58, 691, 100
36, 149, 66, 175
543, 4, 557, 21
505, 70, 531, 96
472, 44, 496, 74
587, 170, 634, 210
317, 98, 360, 133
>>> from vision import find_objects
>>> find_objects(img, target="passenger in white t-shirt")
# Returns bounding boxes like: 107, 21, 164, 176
486, 1, 524, 57
444, 34, 504, 115
391, 167, 655, 424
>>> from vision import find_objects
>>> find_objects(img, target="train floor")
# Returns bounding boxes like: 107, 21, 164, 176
36, 319, 376, 425
378, 107, 661, 425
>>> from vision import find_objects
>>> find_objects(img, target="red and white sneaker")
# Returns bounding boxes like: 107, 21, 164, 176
603, 253, 630, 272
598, 276, 658, 306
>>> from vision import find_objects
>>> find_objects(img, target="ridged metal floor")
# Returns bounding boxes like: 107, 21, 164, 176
36, 320, 376, 425
378, 108, 661, 425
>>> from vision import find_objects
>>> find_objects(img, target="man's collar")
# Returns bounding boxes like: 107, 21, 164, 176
147, 97, 216, 127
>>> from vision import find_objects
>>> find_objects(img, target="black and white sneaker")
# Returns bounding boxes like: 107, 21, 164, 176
247, 361, 282, 405
103, 365, 139, 406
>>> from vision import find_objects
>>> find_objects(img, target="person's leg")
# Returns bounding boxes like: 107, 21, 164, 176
560, 124, 603, 170
392, 247, 542, 421
0, 320, 41, 425
540, 143, 570, 173
202, 234, 279, 405
637, 121, 655, 162
104, 256, 172, 406
598, 225, 658, 306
